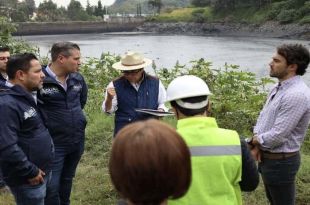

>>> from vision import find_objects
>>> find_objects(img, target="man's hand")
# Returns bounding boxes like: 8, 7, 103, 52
250, 146, 262, 162
28, 169, 45, 185
107, 87, 116, 100
252, 136, 260, 146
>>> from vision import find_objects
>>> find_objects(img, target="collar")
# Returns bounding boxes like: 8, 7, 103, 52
127, 71, 145, 85
177, 117, 218, 130
0, 73, 7, 81
278, 75, 300, 90
46, 65, 69, 82
5, 81, 13, 88
5, 85, 37, 105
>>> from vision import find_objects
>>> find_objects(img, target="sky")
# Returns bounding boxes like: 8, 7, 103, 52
33, 0, 115, 8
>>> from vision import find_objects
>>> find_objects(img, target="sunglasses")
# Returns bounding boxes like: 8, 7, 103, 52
121, 68, 143, 74
0, 57, 10, 61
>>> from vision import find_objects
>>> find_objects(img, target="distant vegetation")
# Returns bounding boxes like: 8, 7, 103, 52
0, 0, 190, 22
150, 0, 310, 24
110, 0, 190, 15
0, 0, 308, 24
0, 0, 109, 22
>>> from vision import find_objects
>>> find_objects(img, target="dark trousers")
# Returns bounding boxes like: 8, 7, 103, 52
0, 166, 5, 188
258, 153, 300, 205
45, 141, 84, 205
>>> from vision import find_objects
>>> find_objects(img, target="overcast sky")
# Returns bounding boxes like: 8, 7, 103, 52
33, 0, 115, 8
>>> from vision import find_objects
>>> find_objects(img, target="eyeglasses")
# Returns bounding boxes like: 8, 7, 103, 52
0, 57, 10, 61
121, 68, 143, 74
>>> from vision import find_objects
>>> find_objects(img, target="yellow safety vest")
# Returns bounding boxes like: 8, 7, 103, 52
168, 117, 242, 205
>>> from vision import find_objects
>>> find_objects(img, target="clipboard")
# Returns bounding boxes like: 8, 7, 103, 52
135, 108, 175, 117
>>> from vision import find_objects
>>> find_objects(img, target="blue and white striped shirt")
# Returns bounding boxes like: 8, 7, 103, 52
254, 76, 310, 153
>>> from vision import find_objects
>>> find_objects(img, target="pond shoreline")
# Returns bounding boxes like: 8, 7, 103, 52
13, 20, 310, 41
137, 21, 310, 41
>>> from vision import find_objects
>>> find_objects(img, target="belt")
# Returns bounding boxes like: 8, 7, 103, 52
262, 151, 299, 160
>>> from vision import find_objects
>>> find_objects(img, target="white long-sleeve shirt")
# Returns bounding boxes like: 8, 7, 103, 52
102, 80, 168, 113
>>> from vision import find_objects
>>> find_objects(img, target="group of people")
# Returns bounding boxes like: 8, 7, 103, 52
0, 42, 309, 205
104, 44, 310, 205
0, 42, 87, 205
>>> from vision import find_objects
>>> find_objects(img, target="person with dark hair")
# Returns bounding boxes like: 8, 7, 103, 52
166, 75, 259, 205
0, 46, 10, 89
102, 51, 167, 136
249, 44, 310, 205
37, 42, 88, 205
109, 119, 191, 205
0, 46, 10, 192
0, 53, 54, 205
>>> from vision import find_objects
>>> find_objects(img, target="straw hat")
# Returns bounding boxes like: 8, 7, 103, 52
112, 51, 152, 71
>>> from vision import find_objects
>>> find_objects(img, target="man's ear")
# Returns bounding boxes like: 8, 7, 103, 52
57, 55, 65, 63
15, 70, 26, 81
288, 63, 298, 74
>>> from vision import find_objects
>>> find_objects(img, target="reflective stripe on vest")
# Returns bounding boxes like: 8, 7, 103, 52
189, 145, 241, 156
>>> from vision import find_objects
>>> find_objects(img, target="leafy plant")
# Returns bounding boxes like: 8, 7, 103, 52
277, 9, 300, 24
154, 58, 273, 136
191, 8, 210, 22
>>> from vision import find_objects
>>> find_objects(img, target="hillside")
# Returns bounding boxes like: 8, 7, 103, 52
148, 0, 310, 24
110, 0, 190, 14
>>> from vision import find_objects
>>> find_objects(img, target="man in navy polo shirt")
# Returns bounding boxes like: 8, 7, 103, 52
37, 42, 88, 205
0, 53, 54, 205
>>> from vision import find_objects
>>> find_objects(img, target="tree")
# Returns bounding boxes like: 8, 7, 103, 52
136, 3, 142, 16
86, 0, 94, 15
24, 0, 36, 16
148, 0, 162, 14
0, 16, 37, 54
94, 0, 104, 17
67, 0, 90, 21
0, 0, 18, 8
103, 6, 108, 15
11, 0, 36, 22
0, 0, 19, 20
37, 0, 67, 21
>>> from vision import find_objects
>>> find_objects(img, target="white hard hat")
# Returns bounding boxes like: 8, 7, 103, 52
166, 75, 212, 109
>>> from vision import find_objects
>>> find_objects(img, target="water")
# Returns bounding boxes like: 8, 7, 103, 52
18, 32, 310, 84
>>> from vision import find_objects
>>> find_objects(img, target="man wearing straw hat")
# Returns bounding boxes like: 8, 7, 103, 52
102, 51, 167, 136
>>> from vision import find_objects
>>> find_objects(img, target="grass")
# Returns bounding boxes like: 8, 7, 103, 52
1, 111, 310, 205
148, 7, 211, 22
210, 7, 267, 24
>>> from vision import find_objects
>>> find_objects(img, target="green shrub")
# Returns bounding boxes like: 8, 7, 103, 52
276, 9, 300, 24
191, 8, 209, 22
266, 0, 298, 20
298, 1, 310, 16
299, 15, 310, 24
148, 7, 211, 22
0, 17, 38, 55
155, 59, 272, 136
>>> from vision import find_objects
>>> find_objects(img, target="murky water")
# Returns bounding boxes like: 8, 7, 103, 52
19, 32, 310, 84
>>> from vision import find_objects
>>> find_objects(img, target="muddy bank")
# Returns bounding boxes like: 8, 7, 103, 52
137, 21, 310, 40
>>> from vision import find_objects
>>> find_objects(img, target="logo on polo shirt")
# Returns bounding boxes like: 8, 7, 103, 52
24, 107, 37, 120
73, 84, 82, 91
41, 87, 60, 95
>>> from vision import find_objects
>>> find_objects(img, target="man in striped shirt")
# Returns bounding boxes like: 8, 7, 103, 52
250, 44, 310, 205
